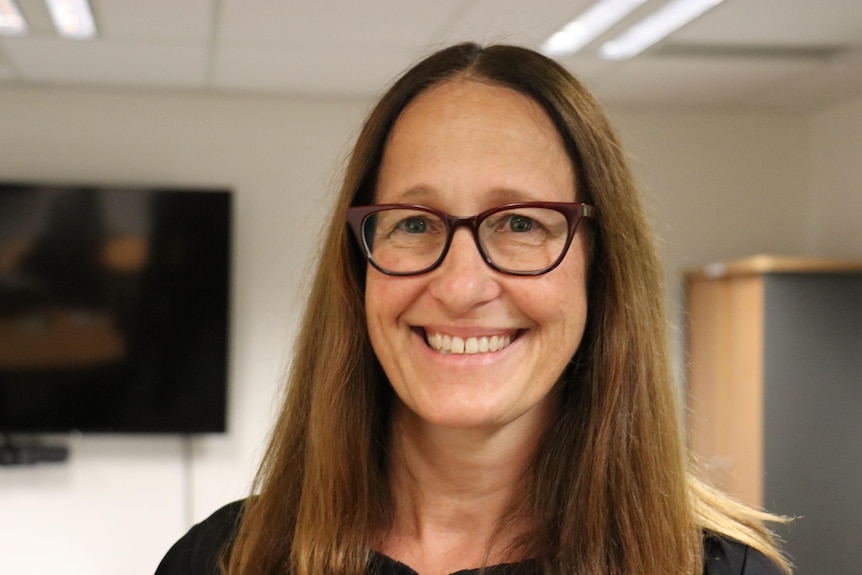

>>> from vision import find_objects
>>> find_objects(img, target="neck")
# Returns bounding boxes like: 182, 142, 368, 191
379, 399, 556, 572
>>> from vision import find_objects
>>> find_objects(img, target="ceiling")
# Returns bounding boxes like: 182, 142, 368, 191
1, 0, 862, 111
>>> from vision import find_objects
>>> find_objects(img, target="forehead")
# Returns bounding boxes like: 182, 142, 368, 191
376, 80, 576, 206
392, 79, 563, 150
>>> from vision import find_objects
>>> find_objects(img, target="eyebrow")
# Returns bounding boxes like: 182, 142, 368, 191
379, 185, 557, 206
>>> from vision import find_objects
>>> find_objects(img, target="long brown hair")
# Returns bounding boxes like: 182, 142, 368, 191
225, 43, 788, 575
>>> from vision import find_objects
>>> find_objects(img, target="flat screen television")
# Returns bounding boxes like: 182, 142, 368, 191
0, 183, 231, 434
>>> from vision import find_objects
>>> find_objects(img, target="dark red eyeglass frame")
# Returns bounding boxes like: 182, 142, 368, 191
346, 202, 596, 276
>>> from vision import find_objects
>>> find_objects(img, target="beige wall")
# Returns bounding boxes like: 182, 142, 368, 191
809, 95, 862, 257
613, 109, 811, 269
0, 84, 859, 575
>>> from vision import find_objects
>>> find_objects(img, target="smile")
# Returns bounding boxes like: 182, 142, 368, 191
424, 331, 514, 355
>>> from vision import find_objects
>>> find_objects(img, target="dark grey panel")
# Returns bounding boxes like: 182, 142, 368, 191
763, 273, 862, 575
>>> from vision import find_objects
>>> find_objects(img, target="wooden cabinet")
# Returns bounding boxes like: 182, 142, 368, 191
685, 255, 862, 574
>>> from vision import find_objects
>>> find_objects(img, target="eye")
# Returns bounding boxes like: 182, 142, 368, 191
507, 214, 534, 233
396, 216, 429, 234
487, 213, 539, 234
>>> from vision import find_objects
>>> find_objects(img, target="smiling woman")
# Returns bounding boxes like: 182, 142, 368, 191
363, 80, 590, 437
156, 43, 791, 575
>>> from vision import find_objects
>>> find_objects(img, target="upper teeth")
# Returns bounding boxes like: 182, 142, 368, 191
425, 332, 513, 355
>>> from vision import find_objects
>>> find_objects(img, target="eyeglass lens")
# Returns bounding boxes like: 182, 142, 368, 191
362, 206, 571, 274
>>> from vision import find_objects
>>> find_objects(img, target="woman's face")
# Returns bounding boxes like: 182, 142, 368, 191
365, 80, 590, 433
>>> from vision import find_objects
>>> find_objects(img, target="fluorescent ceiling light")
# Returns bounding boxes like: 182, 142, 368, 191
45, 0, 97, 39
0, 0, 27, 36
541, 0, 648, 57
600, 0, 723, 60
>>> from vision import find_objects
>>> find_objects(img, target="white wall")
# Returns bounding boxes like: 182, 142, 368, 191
0, 84, 860, 575
0, 86, 371, 574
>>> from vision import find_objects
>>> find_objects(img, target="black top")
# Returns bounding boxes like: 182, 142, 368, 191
156, 501, 784, 575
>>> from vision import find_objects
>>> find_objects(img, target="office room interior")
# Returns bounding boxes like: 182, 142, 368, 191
1, 1, 860, 574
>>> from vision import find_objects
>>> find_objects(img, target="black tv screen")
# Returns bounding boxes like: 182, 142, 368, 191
0, 183, 231, 433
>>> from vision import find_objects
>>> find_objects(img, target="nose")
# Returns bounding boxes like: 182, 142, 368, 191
426, 227, 502, 313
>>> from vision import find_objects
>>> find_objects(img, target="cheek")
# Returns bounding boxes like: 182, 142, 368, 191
364, 273, 396, 373
364, 270, 423, 335
364, 273, 389, 341
548, 279, 588, 337
535, 242, 590, 336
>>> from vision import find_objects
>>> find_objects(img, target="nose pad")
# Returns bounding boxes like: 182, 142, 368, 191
427, 228, 501, 312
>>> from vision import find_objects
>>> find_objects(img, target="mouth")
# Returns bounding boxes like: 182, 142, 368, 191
423, 330, 517, 355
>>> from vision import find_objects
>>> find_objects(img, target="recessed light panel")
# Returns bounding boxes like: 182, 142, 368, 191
0, 0, 27, 36
45, 0, 97, 39
601, 0, 724, 60
541, 0, 648, 57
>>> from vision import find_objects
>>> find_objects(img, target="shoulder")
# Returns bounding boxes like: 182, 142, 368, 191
155, 500, 246, 575
702, 534, 786, 575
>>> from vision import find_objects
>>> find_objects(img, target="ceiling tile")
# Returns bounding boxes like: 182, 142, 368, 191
2, 37, 208, 88
673, 0, 862, 46
430, 0, 593, 47
746, 48, 862, 110
0, 0, 860, 110
14, 0, 55, 35
218, 0, 466, 48
591, 56, 821, 110
93, 0, 214, 41
0, 63, 15, 80
213, 45, 416, 96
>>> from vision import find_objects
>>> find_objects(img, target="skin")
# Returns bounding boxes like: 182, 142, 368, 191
365, 79, 590, 574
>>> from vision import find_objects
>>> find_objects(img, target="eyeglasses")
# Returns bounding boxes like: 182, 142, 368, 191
346, 202, 595, 276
